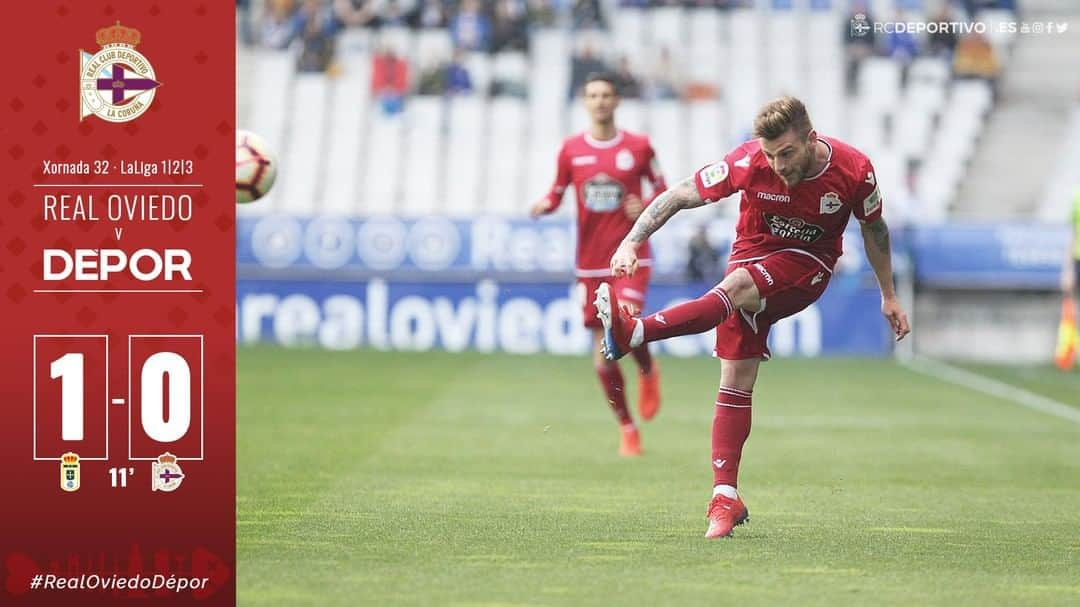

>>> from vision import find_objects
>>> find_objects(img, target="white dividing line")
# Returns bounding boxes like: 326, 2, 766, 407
34, 289, 204, 294
32, 184, 204, 188
901, 356, 1080, 424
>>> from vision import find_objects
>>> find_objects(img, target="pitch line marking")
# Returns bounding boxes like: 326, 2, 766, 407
901, 356, 1080, 424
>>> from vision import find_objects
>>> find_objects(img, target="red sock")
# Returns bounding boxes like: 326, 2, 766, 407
596, 362, 632, 425
712, 386, 752, 488
642, 287, 734, 343
630, 345, 653, 375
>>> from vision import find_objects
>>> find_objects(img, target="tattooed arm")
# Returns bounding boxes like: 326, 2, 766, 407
610, 176, 706, 277
860, 217, 911, 341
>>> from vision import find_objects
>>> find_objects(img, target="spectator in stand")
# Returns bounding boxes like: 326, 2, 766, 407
572, 0, 605, 30
450, 0, 492, 52
295, 0, 341, 73
260, 0, 301, 49
613, 56, 642, 99
569, 44, 609, 100
647, 47, 683, 100
927, 6, 959, 58
238, 0, 255, 46
962, 0, 1016, 15
333, 0, 378, 28
843, 0, 875, 95
371, 44, 410, 115
334, 0, 382, 28
953, 31, 1001, 99
417, 53, 447, 95
414, 0, 446, 28
526, 0, 557, 28
375, 0, 413, 28
445, 50, 474, 95
491, 0, 529, 53
686, 224, 721, 284
884, 12, 919, 83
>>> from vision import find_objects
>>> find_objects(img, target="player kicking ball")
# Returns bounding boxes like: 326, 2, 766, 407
595, 96, 911, 537
530, 73, 668, 457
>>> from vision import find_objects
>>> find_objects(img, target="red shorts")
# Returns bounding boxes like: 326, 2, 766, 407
714, 250, 831, 360
578, 266, 651, 329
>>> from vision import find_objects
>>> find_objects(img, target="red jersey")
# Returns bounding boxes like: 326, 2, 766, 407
694, 136, 882, 271
546, 130, 667, 277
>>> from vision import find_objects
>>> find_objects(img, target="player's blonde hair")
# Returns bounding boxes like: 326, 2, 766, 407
752, 96, 813, 141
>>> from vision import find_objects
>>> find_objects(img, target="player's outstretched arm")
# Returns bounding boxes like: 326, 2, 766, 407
610, 176, 704, 277
860, 217, 911, 341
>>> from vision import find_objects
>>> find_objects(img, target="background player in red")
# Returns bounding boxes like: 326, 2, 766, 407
529, 73, 668, 457
595, 96, 911, 536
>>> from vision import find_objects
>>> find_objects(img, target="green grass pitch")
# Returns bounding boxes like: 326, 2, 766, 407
237, 347, 1080, 606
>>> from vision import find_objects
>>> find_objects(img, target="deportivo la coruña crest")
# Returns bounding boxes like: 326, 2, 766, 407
80, 21, 161, 123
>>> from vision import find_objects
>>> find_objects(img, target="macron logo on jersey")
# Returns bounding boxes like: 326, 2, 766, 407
735, 153, 751, 168
752, 263, 775, 286
572, 155, 597, 166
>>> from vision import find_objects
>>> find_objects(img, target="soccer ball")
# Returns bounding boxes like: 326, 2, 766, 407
236, 130, 277, 203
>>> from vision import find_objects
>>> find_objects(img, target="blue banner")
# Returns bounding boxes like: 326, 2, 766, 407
237, 277, 894, 357
909, 224, 1067, 289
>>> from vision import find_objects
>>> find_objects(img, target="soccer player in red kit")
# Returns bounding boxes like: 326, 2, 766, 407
530, 73, 668, 457
595, 96, 911, 536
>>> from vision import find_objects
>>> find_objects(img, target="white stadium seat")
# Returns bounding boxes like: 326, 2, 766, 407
444, 97, 485, 218
279, 75, 329, 216
401, 97, 445, 217
648, 100, 685, 179
240, 51, 294, 216
483, 97, 527, 215
688, 100, 726, 175
362, 108, 405, 216
320, 60, 369, 216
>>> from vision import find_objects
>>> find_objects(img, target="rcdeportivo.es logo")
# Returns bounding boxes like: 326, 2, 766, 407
850, 13, 871, 37
80, 21, 161, 123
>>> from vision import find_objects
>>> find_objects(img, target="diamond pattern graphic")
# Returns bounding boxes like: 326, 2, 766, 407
7, 284, 27, 304
7, 238, 27, 256
168, 306, 189, 327
75, 307, 96, 327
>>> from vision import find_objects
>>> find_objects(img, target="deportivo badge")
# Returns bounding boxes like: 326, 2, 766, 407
151, 452, 185, 492
60, 452, 80, 492
80, 22, 161, 123
615, 148, 635, 171
820, 192, 844, 215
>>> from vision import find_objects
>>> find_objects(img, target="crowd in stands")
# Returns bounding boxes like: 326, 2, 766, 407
844, 0, 1013, 98
241, 0, 1017, 109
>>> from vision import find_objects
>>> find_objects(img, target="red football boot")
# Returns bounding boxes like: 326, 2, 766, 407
618, 425, 641, 457
637, 363, 661, 421
594, 283, 635, 361
704, 493, 749, 539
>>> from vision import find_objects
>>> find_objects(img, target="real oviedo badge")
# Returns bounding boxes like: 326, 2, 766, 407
60, 452, 80, 492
